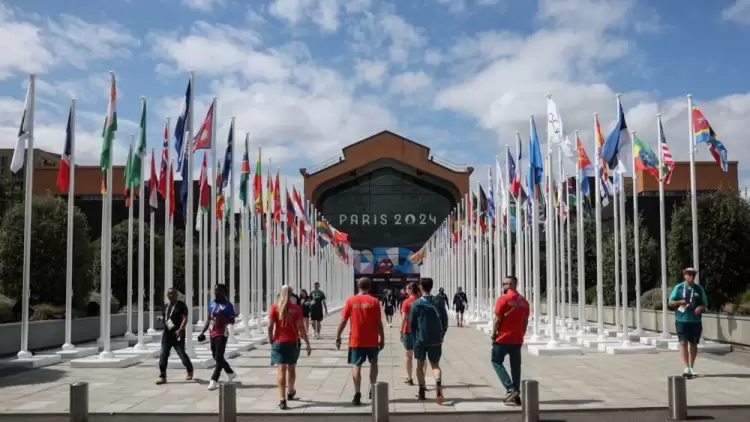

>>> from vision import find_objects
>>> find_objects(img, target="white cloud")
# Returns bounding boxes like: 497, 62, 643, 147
182, 0, 225, 11
390, 71, 432, 94
269, 0, 371, 32
354, 59, 388, 87
349, 10, 426, 64
424, 49, 443, 66
438, 0, 466, 13
722, 0, 750, 24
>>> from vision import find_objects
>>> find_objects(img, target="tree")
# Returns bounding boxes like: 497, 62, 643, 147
668, 191, 750, 310
0, 172, 23, 219
0, 196, 94, 308
601, 215, 659, 306
92, 219, 165, 309
566, 216, 597, 303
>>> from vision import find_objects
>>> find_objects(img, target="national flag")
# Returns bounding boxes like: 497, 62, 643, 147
478, 186, 489, 232
331, 226, 349, 244
124, 144, 133, 207
253, 148, 263, 213
11, 82, 31, 174
600, 98, 630, 173
487, 167, 495, 221
526, 116, 544, 199
285, 191, 297, 245
168, 162, 175, 217
633, 134, 660, 180
174, 79, 191, 171
658, 117, 675, 184
691, 105, 729, 172
216, 160, 224, 221
495, 156, 506, 218
158, 121, 169, 198
193, 102, 214, 152
316, 218, 333, 247
408, 247, 425, 266
220, 122, 233, 192
100, 73, 117, 177
129, 99, 147, 189
179, 147, 189, 215
198, 153, 210, 212
148, 150, 158, 210
576, 136, 593, 198
57, 106, 73, 192
273, 170, 281, 222
239, 134, 250, 206
265, 167, 272, 216
508, 150, 520, 198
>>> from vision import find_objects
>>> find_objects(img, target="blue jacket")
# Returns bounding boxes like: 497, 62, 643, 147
409, 295, 449, 348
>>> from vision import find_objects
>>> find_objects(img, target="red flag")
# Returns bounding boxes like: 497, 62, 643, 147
273, 170, 281, 222
193, 103, 214, 152
198, 153, 210, 210
168, 162, 175, 217
148, 150, 158, 210
158, 121, 168, 198
57, 107, 73, 192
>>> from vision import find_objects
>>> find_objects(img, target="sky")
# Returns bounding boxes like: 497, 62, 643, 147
0, 0, 749, 196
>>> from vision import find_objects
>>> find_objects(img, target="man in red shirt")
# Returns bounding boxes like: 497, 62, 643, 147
335, 277, 385, 406
491, 275, 529, 406
399, 282, 420, 385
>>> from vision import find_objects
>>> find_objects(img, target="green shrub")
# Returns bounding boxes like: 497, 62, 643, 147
0, 293, 15, 323
640, 287, 664, 310
85, 292, 120, 316
586, 286, 597, 304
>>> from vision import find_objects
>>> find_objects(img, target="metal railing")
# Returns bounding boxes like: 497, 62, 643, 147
306, 155, 345, 175
429, 155, 470, 172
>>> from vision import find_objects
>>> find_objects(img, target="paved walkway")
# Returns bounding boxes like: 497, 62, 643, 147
0, 312, 749, 415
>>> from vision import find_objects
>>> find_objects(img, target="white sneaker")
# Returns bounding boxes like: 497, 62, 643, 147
226, 373, 237, 383
208, 380, 218, 391
689, 367, 696, 377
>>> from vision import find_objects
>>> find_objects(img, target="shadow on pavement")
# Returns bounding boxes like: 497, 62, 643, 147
230, 364, 348, 369
191, 378, 276, 389
540, 399, 604, 405
698, 373, 750, 379
0, 368, 66, 386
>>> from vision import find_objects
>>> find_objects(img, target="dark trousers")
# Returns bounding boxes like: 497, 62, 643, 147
491, 343, 522, 393
159, 331, 193, 377
210, 336, 234, 381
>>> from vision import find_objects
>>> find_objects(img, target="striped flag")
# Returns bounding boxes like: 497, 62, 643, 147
148, 150, 158, 210
658, 118, 675, 184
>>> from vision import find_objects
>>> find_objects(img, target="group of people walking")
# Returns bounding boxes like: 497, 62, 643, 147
153, 265, 710, 409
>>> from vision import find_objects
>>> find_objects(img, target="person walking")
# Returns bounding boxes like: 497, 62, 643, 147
310, 282, 328, 339
668, 267, 708, 379
299, 289, 312, 333
269, 285, 312, 410
409, 277, 449, 404
437, 288, 449, 313
453, 287, 468, 327
335, 277, 385, 405
382, 289, 397, 328
490, 276, 530, 406
198, 284, 237, 391
156, 288, 194, 384
400, 282, 420, 385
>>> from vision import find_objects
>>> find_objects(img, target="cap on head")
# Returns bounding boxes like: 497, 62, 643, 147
683, 267, 697, 275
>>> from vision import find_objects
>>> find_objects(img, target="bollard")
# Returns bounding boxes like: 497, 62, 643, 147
372, 381, 389, 422
521, 380, 540, 422
69, 382, 89, 422
668, 376, 688, 420
218, 383, 237, 422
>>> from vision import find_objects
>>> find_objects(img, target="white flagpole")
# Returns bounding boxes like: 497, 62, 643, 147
184, 72, 197, 357
149, 149, 156, 340
494, 158, 502, 299
687, 93, 704, 352
612, 164, 621, 332
229, 118, 236, 298
566, 174, 573, 327
135, 132, 147, 347
125, 142, 135, 341
514, 132, 523, 293
101, 72, 115, 357
594, 113, 606, 341
631, 130, 643, 337
62, 98, 76, 351
546, 152, 558, 347
17, 74, 36, 359
529, 115, 541, 342
657, 114, 670, 339
575, 130, 586, 335
211, 100, 218, 292
164, 117, 172, 297
505, 147, 514, 276
198, 208, 204, 326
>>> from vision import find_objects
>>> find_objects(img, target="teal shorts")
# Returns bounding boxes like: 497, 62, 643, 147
401, 334, 414, 351
348, 347, 379, 366
414, 345, 442, 363
271, 341, 300, 365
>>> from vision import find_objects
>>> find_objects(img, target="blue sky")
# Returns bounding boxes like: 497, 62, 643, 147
1, 0, 749, 191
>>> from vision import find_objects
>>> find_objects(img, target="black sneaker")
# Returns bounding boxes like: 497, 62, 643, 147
287, 389, 297, 401
404, 378, 414, 385
504, 390, 521, 406
279, 399, 288, 410
416, 385, 427, 401
502, 390, 514, 403
368, 388, 372, 400
352, 392, 362, 406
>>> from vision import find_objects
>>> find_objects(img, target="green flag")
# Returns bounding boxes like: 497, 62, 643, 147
129, 99, 147, 188
100, 75, 117, 172
124, 144, 133, 188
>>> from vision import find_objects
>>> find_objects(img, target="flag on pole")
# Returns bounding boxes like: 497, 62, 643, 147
658, 118, 675, 184
487, 167, 495, 221
10, 83, 31, 174
100, 74, 117, 192
547, 97, 564, 145
633, 134, 660, 180
124, 144, 133, 207
527, 116, 544, 199
199, 153, 210, 212
691, 105, 729, 172
576, 136, 594, 198
193, 102, 214, 152
129, 99, 147, 189
600, 98, 630, 173
57, 106, 73, 192
253, 148, 263, 213
168, 162, 175, 217
273, 170, 281, 222
216, 160, 224, 221
158, 121, 169, 198
239, 134, 250, 206
174, 79, 191, 171
148, 150, 158, 210
495, 156, 506, 217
